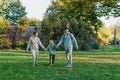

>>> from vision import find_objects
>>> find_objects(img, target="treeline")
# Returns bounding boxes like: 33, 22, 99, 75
41, 0, 120, 50
0, 0, 41, 49
0, 0, 120, 50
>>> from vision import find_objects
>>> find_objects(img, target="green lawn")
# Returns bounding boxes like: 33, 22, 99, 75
0, 50, 120, 80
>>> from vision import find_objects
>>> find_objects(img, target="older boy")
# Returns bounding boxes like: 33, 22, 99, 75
56, 26, 78, 67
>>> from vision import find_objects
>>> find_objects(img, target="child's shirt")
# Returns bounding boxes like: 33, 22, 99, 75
46, 43, 56, 55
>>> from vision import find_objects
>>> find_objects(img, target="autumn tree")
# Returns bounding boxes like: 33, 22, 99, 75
1, 0, 26, 25
29, 18, 41, 31
42, 0, 120, 48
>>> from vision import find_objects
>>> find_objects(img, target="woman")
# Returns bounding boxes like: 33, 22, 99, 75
26, 31, 46, 66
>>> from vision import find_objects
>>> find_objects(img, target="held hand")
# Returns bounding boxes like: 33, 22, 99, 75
56, 45, 58, 48
76, 47, 79, 50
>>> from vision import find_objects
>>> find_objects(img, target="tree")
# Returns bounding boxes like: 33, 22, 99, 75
0, 16, 10, 34
29, 18, 41, 31
98, 26, 112, 44
2, 0, 26, 25
17, 17, 29, 40
42, 0, 120, 47
0, 0, 15, 16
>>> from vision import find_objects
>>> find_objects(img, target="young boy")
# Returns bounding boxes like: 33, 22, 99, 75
46, 40, 56, 66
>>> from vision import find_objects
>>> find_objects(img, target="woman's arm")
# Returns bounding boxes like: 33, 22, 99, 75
26, 37, 32, 51
38, 37, 46, 50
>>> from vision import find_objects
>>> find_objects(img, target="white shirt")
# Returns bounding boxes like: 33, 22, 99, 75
26, 36, 45, 50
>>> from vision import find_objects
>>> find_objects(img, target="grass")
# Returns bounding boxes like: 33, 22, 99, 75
0, 50, 120, 80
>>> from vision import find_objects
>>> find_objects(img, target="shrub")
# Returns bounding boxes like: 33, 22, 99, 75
88, 42, 100, 49
93, 42, 100, 49
0, 38, 12, 49
81, 42, 100, 51
81, 43, 91, 51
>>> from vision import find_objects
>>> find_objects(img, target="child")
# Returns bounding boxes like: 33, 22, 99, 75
46, 40, 56, 66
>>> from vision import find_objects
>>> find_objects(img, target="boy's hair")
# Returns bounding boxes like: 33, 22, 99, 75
49, 38, 54, 41
33, 31, 37, 35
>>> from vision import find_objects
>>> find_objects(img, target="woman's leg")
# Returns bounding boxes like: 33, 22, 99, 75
31, 49, 36, 66
35, 50, 39, 65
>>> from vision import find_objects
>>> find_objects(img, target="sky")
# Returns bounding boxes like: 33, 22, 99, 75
20, 0, 119, 27
100, 17, 120, 27
20, 0, 51, 20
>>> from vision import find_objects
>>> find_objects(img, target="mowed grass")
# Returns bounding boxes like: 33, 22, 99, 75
0, 50, 120, 80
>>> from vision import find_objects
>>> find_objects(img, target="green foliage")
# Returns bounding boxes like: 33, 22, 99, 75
116, 27, 120, 41
0, 16, 10, 34
42, 0, 119, 47
17, 17, 29, 31
4, 17, 29, 49
81, 42, 100, 51
16, 17, 29, 45
98, 26, 111, 38
1, 0, 26, 25
29, 18, 41, 31
0, 50, 120, 80
98, 26, 112, 44
0, 38, 12, 49
29, 18, 41, 27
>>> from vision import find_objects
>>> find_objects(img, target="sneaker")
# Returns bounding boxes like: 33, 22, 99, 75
65, 65, 72, 68
33, 64, 35, 66
69, 65, 72, 67
50, 64, 53, 66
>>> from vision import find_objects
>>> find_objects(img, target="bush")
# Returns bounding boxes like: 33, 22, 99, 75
81, 43, 91, 51
93, 42, 100, 49
88, 42, 100, 49
81, 42, 100, 51
0, 38, 12, 49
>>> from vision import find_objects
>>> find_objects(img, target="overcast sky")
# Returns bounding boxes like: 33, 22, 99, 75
20, 0, 51, 20
20, 0, 119, 27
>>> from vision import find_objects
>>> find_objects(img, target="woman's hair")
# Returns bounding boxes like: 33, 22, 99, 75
33, 31, 37, 35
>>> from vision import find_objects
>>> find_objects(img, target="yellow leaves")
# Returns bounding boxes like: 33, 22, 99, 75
0, 16, 10, 27
98, 32, 108, 45
50, 30, 54, 35
17, 40, 24, 47
0, 38, 12, 49
57, 0, 65, 7
101, 0, 116, 7
0, 16, 10, 34
5, 20, 10, 27
0, 16, 6, 28
17, 17, 29, 31
0, 0, 2, 6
